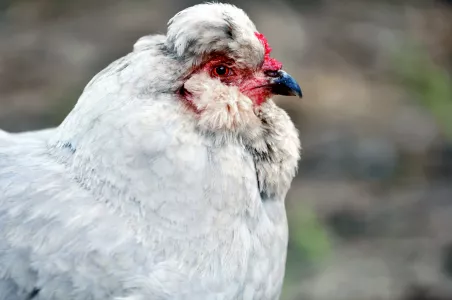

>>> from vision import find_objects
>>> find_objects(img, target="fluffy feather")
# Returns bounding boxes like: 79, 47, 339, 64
0, 3, 301, 300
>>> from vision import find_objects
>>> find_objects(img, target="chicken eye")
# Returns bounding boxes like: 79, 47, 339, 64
213, 65, 232, 77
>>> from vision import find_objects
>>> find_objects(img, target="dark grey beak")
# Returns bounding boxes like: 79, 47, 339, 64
270, 70, 302, 98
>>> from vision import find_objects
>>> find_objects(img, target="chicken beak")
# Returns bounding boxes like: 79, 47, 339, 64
270, 70, 302, 98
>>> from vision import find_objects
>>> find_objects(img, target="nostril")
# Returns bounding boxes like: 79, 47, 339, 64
264, 70, 280, 78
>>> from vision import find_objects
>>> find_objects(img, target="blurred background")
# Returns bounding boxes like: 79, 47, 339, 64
1, 0, 452, 299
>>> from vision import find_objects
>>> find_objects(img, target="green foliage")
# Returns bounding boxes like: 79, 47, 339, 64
288, 205, 331, 263
282, 204, 331, 299
396, 43, 452, 139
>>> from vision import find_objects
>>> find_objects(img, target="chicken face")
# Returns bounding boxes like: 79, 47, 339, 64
182, 32, 301, 106
166, 3, 302, 132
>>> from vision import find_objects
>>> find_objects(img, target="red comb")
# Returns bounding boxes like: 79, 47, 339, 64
255, 32, 282, 71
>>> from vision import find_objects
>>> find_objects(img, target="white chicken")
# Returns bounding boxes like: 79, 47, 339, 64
0, 3, 302, 300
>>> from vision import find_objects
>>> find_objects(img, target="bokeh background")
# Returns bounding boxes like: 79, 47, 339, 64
1, 0, 452, 299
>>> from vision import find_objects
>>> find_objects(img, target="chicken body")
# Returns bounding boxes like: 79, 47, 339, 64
0, 4, 301, 300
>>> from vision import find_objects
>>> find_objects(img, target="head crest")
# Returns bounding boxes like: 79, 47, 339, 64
255, 32, 282, 71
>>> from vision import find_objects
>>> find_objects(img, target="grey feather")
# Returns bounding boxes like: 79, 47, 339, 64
0, 3, 300, 300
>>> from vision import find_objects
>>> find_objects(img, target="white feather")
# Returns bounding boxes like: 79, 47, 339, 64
0, 3, 300, 300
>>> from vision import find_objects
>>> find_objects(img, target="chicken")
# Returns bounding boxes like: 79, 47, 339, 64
0, 3, 302, 300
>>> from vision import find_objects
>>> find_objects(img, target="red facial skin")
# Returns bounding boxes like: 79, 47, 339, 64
183, 32, 283, 106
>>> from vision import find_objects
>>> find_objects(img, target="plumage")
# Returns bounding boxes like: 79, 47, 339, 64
0, 3, 301, 300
